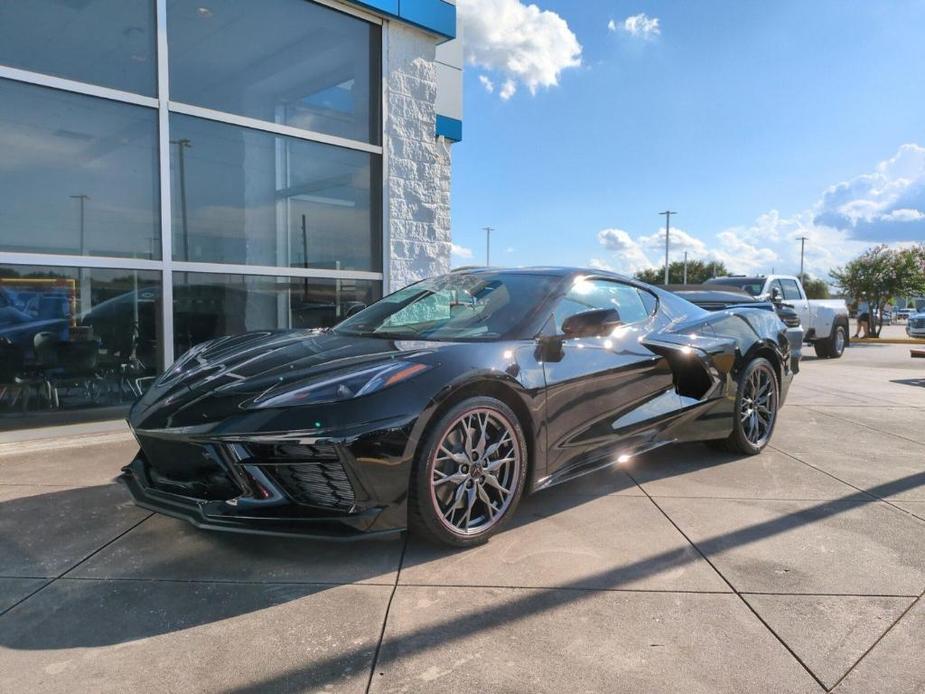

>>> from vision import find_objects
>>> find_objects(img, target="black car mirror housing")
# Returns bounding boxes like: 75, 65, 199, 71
561, 308, 622, 338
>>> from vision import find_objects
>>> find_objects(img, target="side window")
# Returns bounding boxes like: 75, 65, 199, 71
554, 279, 653, 333
780, 279, 803, 301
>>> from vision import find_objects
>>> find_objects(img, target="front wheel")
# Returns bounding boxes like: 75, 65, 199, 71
712, 357, 780, 456
408, 397, 527, 547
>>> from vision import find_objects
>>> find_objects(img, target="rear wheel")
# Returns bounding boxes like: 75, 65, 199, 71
814, 323, 847, 359
408, 397, 527, 547
711, 358, 780, 456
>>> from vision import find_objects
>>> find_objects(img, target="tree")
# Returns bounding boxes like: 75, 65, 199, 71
830, 244, 925, 337
801, 275, 830, 300
635, 260, 729, 286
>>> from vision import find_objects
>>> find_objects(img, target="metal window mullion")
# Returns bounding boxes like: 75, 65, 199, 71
167, 101, 383, 155
0, 252, 163, 272
156, 0, 175, 368
0, 65, 159, 109
380, 20, 390, 295
170, 260, 382, 282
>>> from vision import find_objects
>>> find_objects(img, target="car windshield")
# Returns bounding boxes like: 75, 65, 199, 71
706, 278, 765, 296
334, 271, 562, 341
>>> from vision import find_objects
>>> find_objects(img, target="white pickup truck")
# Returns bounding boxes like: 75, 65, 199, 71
705, 275, 851, 359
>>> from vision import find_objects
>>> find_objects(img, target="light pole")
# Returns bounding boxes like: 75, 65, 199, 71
70, 194, 91, 315
70, 194, 89, 254
659, 211, 677, 285
171, 138, 193, 260
798, 236, 808, 284
483, 226, 494, 266
683, 251, 688, 285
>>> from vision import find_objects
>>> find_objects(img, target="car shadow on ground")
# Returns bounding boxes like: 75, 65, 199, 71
891, 378, 925, 388
1, 447, 923, 682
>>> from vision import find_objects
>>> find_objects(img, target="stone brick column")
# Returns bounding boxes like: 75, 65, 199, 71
385, 23, 453, 293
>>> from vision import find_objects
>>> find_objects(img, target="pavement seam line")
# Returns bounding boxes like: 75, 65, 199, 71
0, 512, 153, 620
768, 445, 925, 526
826, 589, 924, 692
799, 405, 925, 448
365, 532, 408, 694
626, 469, 829, 692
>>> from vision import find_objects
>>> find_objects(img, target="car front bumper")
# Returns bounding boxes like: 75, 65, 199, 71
120, 414, 419, 540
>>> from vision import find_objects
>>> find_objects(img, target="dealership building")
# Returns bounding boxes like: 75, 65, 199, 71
0, 0, 462, 430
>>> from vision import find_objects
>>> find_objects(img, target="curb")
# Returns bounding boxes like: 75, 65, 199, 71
854, 338, 925, 345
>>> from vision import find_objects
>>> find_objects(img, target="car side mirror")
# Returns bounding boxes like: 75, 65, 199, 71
561, 308, 622, 338
769, 287, 783, 305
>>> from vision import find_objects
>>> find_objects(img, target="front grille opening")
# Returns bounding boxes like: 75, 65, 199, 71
266, 462, 357, 511
137, 436, 240, 501
146, 462, 240, 500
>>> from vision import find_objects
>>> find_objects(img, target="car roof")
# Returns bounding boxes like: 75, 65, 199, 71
450, 266, 636, 281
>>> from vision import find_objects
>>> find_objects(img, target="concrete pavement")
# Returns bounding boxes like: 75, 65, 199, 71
0, 342, 922, 692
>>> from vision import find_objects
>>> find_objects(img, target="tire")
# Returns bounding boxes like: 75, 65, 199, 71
814, 322, 847, 359
408, 396, 528, 547
712, 357, 780, 456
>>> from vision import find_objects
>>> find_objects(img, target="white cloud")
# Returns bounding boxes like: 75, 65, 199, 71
591, 144, 925, 281
637, 227, 708, 256
813, 143, 925, 242
607, 19, 617, 32
451, 243, 474, 259
459, 0, 582, 100
621, 13, 660, 40
596, 228, 655, 274
500, 79, 518, 101
478, 75, 495, 94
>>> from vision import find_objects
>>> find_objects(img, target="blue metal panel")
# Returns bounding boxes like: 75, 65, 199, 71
399, 0, 456, 39
346, 0, 455, 39
435, 115, 462, 142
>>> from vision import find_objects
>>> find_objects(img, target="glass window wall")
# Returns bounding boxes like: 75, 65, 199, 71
173, 272, 381, 355
0, 79, 161, 260
0, 265, 162, 428
0, 0, 157, 95
170, 113, 380, 270
0, 0, 385, 430
168, 0, 381, 143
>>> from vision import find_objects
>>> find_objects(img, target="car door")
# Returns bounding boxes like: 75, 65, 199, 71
541, 278, 674, 480
779, 278, 811, 330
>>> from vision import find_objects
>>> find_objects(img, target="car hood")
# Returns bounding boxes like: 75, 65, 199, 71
130, 329, 447, 429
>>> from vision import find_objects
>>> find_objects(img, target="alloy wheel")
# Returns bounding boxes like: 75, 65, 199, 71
430, 408, 522, 536
740, 363, 778, 448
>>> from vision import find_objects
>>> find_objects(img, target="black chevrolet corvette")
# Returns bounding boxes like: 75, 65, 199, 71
122, 268, 794, 547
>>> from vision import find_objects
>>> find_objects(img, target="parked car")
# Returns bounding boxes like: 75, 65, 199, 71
121, 268, 796, 547
907, 311, 925, 339
706, 275, 850, 358
896, 308, 916, 323
666, 285, 802, 373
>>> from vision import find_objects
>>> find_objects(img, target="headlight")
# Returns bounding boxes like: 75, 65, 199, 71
249, 360, 431, 409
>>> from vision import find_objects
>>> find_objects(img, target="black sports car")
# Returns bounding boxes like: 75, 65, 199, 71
122, 268, 794, 547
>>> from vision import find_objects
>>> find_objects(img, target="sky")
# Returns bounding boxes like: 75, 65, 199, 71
450, 0, 925, 281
